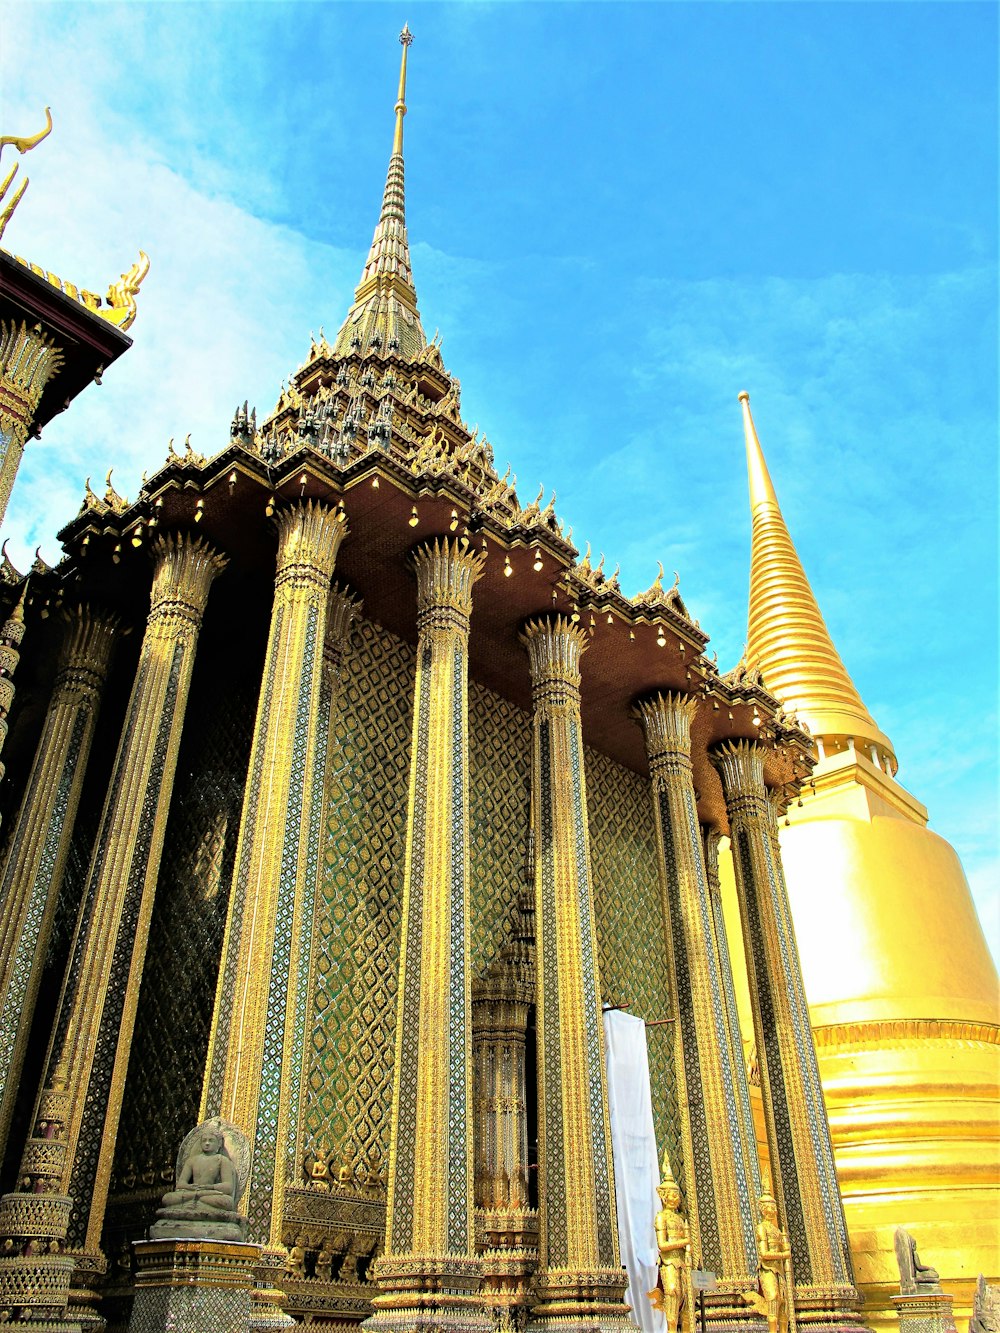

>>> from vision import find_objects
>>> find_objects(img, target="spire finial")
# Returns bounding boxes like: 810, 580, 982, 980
330, 26, 425, 360
740, 392, 895, 765
393, 25, 413, 157
739, 390, 778, 511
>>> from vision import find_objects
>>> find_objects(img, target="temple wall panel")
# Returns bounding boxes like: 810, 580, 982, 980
303, 618, 414, 1173
467, 679, 531, 977
46, 608, 686, 1264
102, 611, 261, 1260
586, 747, 681, 1176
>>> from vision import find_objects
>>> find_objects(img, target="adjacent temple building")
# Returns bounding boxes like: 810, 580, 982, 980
0, 29, 995, 1333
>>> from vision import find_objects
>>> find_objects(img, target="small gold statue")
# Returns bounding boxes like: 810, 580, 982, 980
743, 1191, 791, 1333
307, 1145, 331, 1191
335, 1143, 356, 1189
285, 1235, 306, 1279
649, 1152, 690, 1333
314, 1241, 335, 1283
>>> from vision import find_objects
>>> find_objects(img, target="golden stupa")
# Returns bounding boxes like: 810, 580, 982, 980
717, 391, 1000, 1330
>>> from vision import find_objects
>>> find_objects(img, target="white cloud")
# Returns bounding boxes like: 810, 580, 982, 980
1, 12, 364, 569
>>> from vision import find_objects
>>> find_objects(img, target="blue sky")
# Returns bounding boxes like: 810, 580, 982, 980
2, 1, 996, 956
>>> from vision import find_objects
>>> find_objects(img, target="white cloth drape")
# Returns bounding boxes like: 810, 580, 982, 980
603, 1009, 666, 1333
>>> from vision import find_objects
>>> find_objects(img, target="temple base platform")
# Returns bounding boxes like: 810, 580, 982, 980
126, 1239, 260, 1333
891, 1292, 957, 1333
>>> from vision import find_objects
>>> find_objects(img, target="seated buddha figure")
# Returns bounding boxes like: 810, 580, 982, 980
158, 1127, 236, 1215
150, 1119, 248, 1241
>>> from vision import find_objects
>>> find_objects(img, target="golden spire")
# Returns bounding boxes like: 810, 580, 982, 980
740, 391, 895, 765
333, 24, 425, 360
393, 23, 412, 157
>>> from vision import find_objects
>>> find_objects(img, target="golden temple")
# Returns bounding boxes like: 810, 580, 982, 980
0, 28, 995, 1333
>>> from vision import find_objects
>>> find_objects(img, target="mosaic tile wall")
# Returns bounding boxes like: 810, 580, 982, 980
69, 606, 677, 1242
468, 680, 531, 977
109, 669, 258, 1198
586, 749, 681, 1177
302, 619, 414, 1172
290, 615, 679, 1188
302, 625, 534, 1174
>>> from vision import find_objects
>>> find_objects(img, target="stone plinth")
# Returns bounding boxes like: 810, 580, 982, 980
127, 1239, 260, 1333
148, 1215, 247, 1243
891, 1292, 957, 1333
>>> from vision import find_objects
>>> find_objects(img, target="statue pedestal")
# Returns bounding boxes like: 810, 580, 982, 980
891, 1292, 957, 1333
127, 1239, 260, 1333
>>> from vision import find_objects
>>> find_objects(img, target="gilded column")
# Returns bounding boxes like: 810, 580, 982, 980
201, 501, 347, 1252
0, 585, 27, 794
520, 615, 628, 1331
0, 533, 224, 1323
712, 741, 863, 1332
634, 694, 761, 1300
0, 603, 118, 1163
370, 536, 487, 1329
293, 580, 361, 1175
702, 824, 761, 1196
0, 322, 64, 526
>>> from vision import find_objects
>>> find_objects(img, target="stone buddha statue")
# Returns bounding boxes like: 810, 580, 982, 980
150, 1119, 250, 1242
894, 1227, 943, 1295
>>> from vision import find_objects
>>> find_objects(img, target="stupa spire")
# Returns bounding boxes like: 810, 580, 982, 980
333, 24, 425, 359
739, 391, 896, 767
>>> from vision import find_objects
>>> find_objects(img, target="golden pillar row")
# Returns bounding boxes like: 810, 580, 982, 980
0, 535, 224, 1294
713, 741, 863, 1333
0, 321, 64, 526
201, 501, 347, 1250
520, 616, 628, 1331
371, 537, 486, 1325
0, 604, 118, 1163
634, 695, 762, 1300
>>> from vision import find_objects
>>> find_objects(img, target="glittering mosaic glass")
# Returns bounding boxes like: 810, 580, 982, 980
586, 747, 681, 1176
302, 619, 414, 1170
107, 669, 256, 1224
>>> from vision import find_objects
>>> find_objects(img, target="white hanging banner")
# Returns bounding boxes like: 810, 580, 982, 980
603, 1008, 666, 1333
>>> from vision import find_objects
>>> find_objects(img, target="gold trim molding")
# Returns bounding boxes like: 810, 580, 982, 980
813, 1019, 1000, 1049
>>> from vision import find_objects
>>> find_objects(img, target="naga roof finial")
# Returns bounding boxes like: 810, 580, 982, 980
0, 106, 52, 241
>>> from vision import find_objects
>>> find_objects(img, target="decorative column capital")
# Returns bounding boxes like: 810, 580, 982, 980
633, 691, 698, 774
0, 321, 66, 525
323, 582, 362, 677
52, 604, 119, 707
0, 320, 64, 409
711, 738, 768, 807
274, 500, 348, 593
148, 532, 227, 632
410, 536, 486, 635
520, 614, 588, 709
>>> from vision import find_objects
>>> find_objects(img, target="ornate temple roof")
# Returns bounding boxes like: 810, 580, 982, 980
332, 25, 425, 362
741, 390, 896, 768
18, 30, 816, 834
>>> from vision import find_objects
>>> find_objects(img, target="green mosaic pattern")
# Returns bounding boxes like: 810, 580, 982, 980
303, 619, 413, 1170
468, 680, 531, 979
586, 748, 681, 1177
110, 674, 256, 1194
